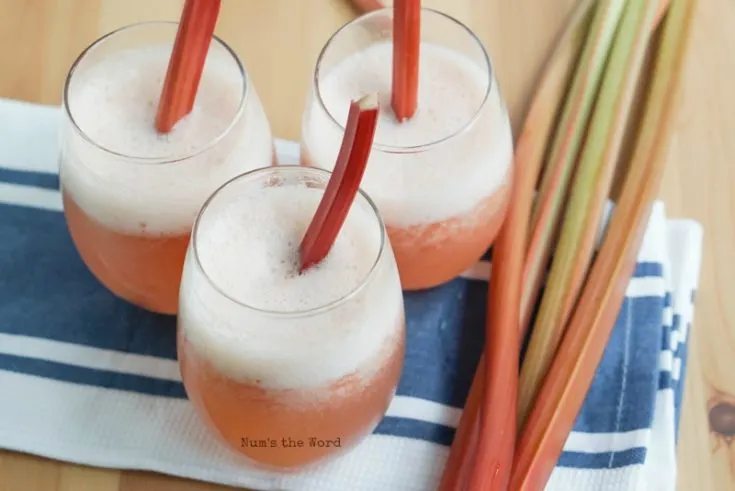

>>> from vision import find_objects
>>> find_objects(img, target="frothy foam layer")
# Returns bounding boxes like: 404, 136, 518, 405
196, 185, 379, 311
60, 44, 273, 234
303, 42, 513, 227
179, 176, 404, 388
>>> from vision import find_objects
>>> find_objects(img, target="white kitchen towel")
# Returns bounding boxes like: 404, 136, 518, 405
0, 97, 703, 490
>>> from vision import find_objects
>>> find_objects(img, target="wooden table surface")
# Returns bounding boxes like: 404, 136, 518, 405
0, 0, 733, 490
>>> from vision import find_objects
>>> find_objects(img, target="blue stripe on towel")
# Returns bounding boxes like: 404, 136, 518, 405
400, 279, 485, 408
671, 315, 684, 362
633, 262, 663, 278
661, 322, 672, 354
571, 296, 664, 434
0, 353, 186, 398
0, 205, 179, 359
374, 418, 455, 447
0, 167, 60, 190
659, 316, 674, 391
557, 447, 646, 469
659, 371, 673, 391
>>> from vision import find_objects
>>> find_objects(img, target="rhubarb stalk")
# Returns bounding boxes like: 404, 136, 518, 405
392, 0, 420, 122
438, 365, 483, 491
155, 0, 221, 133
510, 0, 695, 487
464, 132, 523, 491
299, 94, 379, 271
437, 1, 597, 489
520, 0, 627, 333
517, 0, 661, 428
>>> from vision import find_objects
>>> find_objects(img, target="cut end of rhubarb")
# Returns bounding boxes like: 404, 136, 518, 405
298, 93, 380, 273
391, 0, 421, 122
155, 0, 221, 134
358, 92, 380, 110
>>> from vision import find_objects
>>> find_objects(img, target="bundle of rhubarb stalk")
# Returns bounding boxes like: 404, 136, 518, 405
424, 0, 697, 489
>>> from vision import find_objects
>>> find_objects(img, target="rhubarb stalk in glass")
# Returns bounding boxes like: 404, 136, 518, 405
155, 0, 222, 133
392, 0, 420, 122
510, 0, 695, 487
299, 94, 379, 271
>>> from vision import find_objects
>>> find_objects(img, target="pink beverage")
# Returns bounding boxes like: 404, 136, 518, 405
301, 8, 514, 290
59, 22, 274, 314
177, 166, 406, 470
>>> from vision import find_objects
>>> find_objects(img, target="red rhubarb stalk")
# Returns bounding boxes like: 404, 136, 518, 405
392, 0, 420, 122
299, 94, 379, 271
438, 365, 484, 491
155, 0, 221, 133
465, 173, 523, 491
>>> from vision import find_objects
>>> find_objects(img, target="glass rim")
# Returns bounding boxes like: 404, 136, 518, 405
312, 7, 494, 154
190, 165, 388, 318
62, 21, 249, 165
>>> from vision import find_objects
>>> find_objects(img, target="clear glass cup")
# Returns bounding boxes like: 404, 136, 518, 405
177, 166, 406, 471
300, 8, 514, 291
59, 22, 275, 315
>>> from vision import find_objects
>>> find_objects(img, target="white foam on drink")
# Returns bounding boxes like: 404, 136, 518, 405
302, 42, 514, 227
60, 44, 273, 235
179, 177, 404, 389
196, 185, 379, 311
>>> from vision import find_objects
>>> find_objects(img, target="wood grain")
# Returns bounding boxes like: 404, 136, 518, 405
0, 0, 733, 490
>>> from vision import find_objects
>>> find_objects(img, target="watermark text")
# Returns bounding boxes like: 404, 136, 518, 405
241, 437, 342, 449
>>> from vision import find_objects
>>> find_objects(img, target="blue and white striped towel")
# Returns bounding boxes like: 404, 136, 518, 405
0, 97, 703, 491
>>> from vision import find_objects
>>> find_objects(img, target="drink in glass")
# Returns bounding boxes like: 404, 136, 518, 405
301, 8, 514, 290
177, 166, 405, 470
59, 22, 274, 314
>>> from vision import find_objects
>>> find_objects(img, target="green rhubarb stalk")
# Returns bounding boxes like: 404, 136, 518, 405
520, 0, 628, 333
510, 0, 696, 487
517, 0, 660, 428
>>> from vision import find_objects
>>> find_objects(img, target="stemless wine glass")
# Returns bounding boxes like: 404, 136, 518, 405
177, 166, 406, 471
59, 22, 274, 315
301, 8, 514, 291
